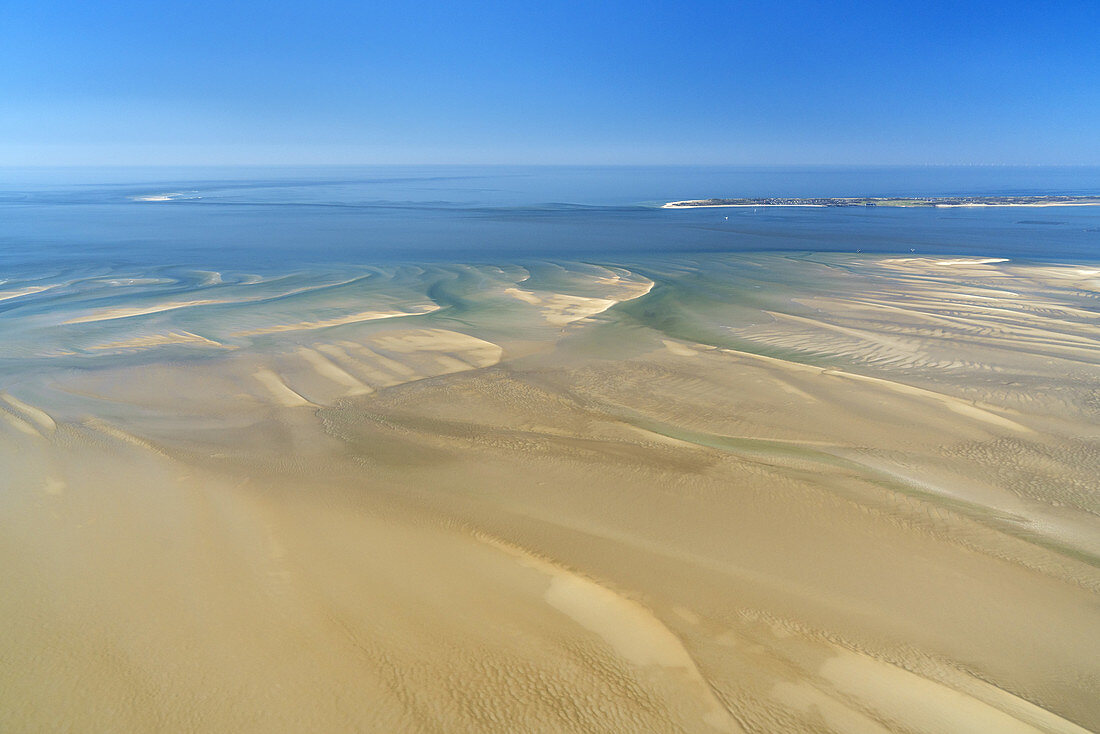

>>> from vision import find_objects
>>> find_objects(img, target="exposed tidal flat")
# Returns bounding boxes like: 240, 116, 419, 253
1, 250, 1099, 733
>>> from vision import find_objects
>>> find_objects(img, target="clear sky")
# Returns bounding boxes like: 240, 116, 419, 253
2, 0, 1098, 166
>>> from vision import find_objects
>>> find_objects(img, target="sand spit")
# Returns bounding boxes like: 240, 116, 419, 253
232, 305, 440, 336
62, 298, 232, 324
89, 330, 227, 351
2, 255, 1098, 733
503, 287, 619, 324
477, 532, 743, 732
131, 192, 198, 202
503, 273, 654, 325
0, 393, 56, 433
56, 273, 405, 328
0, 284, 54, 302
254, 368, 314, 407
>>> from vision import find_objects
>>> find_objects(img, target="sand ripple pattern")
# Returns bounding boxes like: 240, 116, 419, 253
1, 254, 1098, 733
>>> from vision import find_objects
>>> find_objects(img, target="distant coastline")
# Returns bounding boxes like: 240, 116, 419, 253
662, 195, 1100, 209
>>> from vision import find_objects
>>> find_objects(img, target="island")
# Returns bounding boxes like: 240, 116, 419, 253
662, 195, 1100, 208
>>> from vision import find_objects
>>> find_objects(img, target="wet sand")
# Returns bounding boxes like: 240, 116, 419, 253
1, 254, 1098, 733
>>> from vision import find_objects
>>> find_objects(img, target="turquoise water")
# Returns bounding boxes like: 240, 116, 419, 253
1, 165, 1097, 375
2, 165, 1099, 274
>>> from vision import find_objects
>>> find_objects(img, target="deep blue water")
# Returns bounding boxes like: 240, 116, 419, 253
1, 165, 1099, 273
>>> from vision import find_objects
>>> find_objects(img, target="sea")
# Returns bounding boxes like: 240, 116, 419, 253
1, 164, 1098, 373
2, 165, 1099, 274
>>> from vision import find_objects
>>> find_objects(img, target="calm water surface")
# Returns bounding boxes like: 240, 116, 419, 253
2, 165, 1099, 274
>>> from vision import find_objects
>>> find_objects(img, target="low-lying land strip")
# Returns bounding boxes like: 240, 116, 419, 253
663, 195, 1100, 208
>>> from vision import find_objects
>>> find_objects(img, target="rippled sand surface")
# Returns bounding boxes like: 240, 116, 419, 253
1, 254, 1098, 733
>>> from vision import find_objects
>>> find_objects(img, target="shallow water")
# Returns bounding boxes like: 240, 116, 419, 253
2, 165, 1097, 369
2, 166, 1099, 276
2, 167, 1099, 733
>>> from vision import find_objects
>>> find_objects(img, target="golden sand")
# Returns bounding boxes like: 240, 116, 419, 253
230, 305, 440, 336
1, 255, 1097, 733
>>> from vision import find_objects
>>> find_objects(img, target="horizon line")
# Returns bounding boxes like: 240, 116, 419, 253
4, 162, 1100, 169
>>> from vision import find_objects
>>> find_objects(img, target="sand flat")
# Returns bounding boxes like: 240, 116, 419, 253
231, 305, 439, 336
61, 298, 233, 323
503, 275, 653, 325
1, 254, 1098, 733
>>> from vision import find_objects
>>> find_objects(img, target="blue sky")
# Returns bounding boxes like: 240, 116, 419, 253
2, 0, 1098, 165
